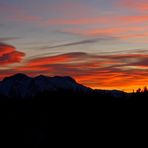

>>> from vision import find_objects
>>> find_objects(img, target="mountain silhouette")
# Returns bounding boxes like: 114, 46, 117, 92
0, 73, 92, 98
0, 73, 147, 146
0, 73, 126, 100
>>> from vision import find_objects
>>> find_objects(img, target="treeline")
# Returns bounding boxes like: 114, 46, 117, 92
128, 86, 148, 104
0, 87, 148, 104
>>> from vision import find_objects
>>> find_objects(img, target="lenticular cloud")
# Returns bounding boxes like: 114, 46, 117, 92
0, 42, 25, 65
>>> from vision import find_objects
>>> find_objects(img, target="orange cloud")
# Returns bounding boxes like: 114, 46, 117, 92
0, 43, 25, 66
120, 15, 148, 24
120, 0, 148, 11
26, 52, 86, 67
60, 25, 148, 42
43, 14, 148, 27
62, 26, 147, 36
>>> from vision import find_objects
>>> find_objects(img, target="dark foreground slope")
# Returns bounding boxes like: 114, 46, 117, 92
0, 74, 147, 146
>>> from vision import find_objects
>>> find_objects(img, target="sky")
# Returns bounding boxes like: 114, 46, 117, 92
1, 0, 148, 92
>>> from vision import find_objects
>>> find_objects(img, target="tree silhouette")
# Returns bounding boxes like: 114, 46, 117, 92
136, 88, 141, 93
143, 86, 148, 93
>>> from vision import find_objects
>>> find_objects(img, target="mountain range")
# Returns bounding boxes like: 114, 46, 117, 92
0, 74, 146, 146
0, 73, 126, 99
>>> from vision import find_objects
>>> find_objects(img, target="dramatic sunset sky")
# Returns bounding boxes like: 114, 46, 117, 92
1, 0, 148, 91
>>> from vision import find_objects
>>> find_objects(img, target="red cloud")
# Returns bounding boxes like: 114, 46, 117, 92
62, 26, 147, 36
44, 14, 148, 27
8, 51, 148, 92
0, 43, 25, 66
59, 25, 148, 43
27, 53, 82, 67
120, 0, 148, 11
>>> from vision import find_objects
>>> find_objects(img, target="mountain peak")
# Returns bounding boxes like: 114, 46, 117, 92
0, 73, 90, 98
13, 73, 29, 78
0, 73, 126, 99
3, 73, 29, 81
